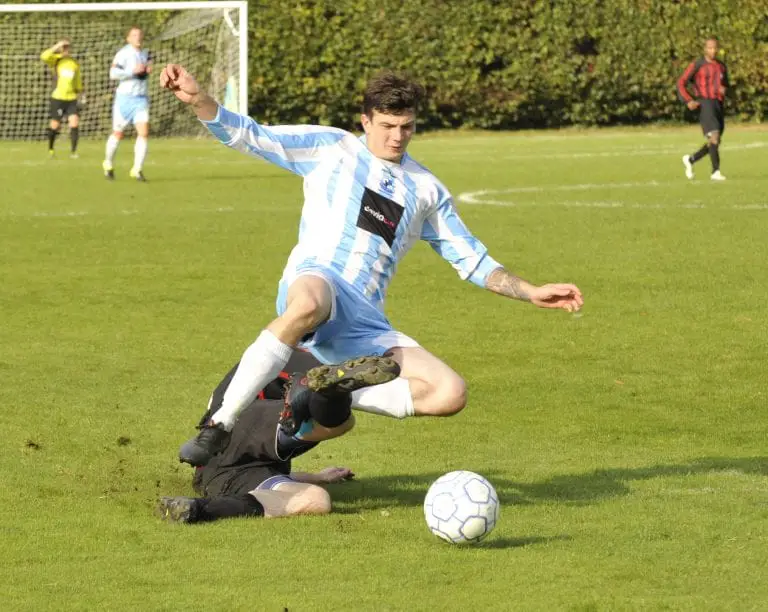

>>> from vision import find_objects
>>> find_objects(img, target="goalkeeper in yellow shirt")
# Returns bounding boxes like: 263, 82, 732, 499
40, 39, 83, 158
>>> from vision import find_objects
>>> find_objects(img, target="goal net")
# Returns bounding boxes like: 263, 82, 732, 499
0, 1, 248, 140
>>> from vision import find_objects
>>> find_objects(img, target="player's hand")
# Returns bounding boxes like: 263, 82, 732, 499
529, 283, 583, 313
317, 467, 355, 484
133, 63, 147, 75
687, 100, 700, 110
160, 63, 201, 105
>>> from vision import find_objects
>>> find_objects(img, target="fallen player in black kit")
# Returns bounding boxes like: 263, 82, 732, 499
157, 353, 399, 523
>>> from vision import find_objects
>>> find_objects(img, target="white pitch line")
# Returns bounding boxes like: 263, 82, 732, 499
1, 140, 764, 166
0, 207, 290, 219
0, 157, 259, 168
458, 180, 669, 205
733, 204, 768, 210
459, 198, 767, 210
498, 140, 767, 161
457, 181, 768, 210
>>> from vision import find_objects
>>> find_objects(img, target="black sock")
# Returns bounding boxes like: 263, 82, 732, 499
708, 143, 720, 172
47, 128, 58, 151
690, 144, 709, 163
70, 127, 79, 153
309, 391, 351, 428
197, 494, 265, 522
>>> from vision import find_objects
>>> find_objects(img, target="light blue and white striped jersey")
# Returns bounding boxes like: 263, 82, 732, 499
203, 106, 501, 310
109, 45, 151, 97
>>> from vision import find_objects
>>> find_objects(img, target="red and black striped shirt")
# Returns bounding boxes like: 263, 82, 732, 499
677, 58, 728, 103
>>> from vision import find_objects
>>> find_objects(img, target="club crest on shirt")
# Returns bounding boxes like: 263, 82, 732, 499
379, 175, 395, 196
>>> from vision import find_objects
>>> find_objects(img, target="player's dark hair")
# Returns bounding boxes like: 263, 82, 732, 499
363, 71, 425, 117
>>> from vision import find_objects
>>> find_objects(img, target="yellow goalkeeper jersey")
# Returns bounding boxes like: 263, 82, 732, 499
40, 48, 82, 101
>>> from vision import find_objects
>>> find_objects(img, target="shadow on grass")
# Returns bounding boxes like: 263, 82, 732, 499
514, 456, 768, 505
476, 534, 573, 549
331, 456, 768, 510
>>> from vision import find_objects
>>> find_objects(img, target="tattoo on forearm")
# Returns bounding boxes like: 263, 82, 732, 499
485, 267, 531, 301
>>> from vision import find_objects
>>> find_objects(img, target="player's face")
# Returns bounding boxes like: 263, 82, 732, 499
704, 39, 718, 60
127, 28, 144, 48
361, 110, 416, 163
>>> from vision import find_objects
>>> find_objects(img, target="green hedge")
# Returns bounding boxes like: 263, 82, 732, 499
4, 0, 767, 130
248, 0, 768, 128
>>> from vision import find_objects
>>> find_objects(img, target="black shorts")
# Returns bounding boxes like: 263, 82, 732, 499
699, 99, 724, 136
49, 98, 78, 120
197, 400, 292, 497
200, 464, 291, 497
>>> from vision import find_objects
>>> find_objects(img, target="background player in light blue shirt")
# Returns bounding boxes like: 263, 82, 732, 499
160, 64, 584, 466
103, 26, 151, 182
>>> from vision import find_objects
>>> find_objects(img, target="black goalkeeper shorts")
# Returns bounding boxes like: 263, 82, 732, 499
699, 99, 724, 136
49, 98, 78, 120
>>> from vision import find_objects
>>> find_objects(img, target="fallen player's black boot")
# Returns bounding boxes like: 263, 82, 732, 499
178, 422, 230, 467
156, 496, 203, 523
157, 494, 265, 524
306, 355, 400, 395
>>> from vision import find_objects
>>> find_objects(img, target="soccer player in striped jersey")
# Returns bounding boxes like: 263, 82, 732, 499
40, 39, 83, 158
103, 27, 151, 182
678, 37, 729, 181
160, 64, 584, 466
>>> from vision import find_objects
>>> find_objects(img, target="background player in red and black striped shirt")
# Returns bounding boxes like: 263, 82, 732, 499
677, 37, 729, 181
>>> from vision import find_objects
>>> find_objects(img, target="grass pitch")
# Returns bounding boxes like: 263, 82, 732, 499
2, 125, 767, 611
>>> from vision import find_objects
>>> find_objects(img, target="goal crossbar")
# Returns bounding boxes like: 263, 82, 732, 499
0, 2, 246, 13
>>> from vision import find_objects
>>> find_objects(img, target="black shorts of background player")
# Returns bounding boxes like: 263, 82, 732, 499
156, 354, 399, 523
677, 37, 729, 181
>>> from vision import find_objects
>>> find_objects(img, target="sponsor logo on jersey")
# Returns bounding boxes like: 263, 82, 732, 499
357, 188, 404, 247
363, 205, 395, 229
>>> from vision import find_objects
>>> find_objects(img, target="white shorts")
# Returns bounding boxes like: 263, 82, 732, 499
112, 94, 149, 132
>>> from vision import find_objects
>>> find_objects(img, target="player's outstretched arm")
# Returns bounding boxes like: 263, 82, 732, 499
485, 267, 583, 312
160, 63, 348, 176
159, 63, 217, 120
421, 193, 583, 312
290, 467, 355, 485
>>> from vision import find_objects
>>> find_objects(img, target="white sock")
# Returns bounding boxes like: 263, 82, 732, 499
351, 377, 414, 419
105, 135, 120, 165
210, 330, 293, 429
133, 136, 148, 171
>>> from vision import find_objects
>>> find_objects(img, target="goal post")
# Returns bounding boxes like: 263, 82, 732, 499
0, 1, 248, 140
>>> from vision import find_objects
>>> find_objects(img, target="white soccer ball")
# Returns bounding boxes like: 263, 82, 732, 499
423, 470, 500, 545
